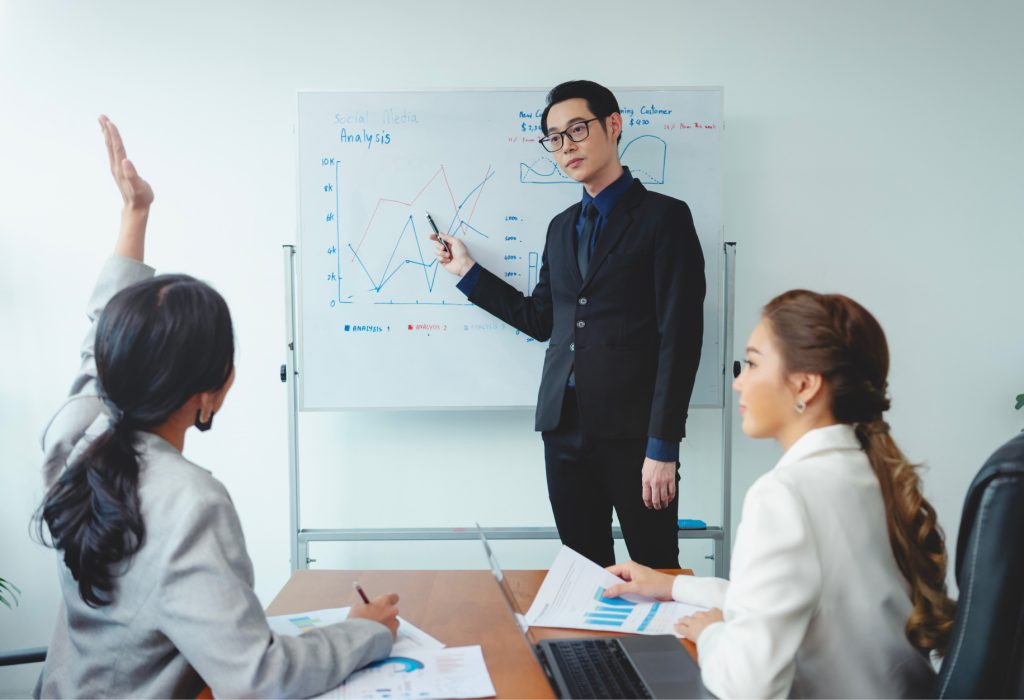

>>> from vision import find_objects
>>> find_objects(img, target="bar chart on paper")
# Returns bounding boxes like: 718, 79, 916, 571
296, 89, 723, 409
525, 547, 708, 637
586, 587, 639, 628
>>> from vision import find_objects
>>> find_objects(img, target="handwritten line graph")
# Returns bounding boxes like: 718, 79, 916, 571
334, 164, 497, 302
349, 165, 458, 261
518, 135, 668, 185
347, 217, 442, 293
619, 135, 667, 184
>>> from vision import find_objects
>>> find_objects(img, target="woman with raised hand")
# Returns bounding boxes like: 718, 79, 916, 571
606, 290, 956, 698
34, 116, 399, 699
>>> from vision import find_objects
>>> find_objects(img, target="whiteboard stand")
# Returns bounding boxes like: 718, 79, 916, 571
282, 242, 736, 578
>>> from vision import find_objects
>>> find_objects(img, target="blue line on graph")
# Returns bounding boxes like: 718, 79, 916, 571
619, 135, 667, 184
458, 221, 490, 238
373, 301, 475, 306
335, 163, 342, 301
339, 168, 496, 299
380, 217, 414, 289
519, 135, 668, 185
377, 257, 437, 291
637, 602, 661, 632
595, 588, 637, 607
347, 216, 444, 295
457, 171, 496, 211
519, 158, 571, 184
444, 170, 497, 236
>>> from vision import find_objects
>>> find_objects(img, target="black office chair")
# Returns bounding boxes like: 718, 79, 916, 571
937, 431, 1024, 698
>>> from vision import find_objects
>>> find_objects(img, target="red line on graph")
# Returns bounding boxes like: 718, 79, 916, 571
350, 166, 458, 260
439, 165, 459, 221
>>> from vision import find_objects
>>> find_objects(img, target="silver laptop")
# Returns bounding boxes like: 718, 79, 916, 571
476, 525, 708, 699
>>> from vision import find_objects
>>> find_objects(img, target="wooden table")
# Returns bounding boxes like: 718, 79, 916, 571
267, 569, 697, 699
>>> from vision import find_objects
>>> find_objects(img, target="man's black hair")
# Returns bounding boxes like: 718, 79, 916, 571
540, 80, 622, 145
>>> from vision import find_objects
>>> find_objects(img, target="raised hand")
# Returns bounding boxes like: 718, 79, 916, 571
99, 115, 152, 260
100, 115, 153, 212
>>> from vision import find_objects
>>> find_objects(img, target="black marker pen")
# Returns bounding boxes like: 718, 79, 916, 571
426, 212, 451, 256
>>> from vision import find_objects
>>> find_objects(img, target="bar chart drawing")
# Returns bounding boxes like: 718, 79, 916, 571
527, 252, 539, 295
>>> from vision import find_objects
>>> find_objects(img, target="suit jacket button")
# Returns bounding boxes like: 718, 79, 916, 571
570, 343, 575, 351
579, 297, 588, 305
576, 320, 586, 328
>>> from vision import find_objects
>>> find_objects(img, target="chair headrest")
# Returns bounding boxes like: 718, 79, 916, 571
955, 431, 1024, 578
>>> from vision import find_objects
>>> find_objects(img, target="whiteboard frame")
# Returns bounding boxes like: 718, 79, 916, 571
293, 87, 724, 411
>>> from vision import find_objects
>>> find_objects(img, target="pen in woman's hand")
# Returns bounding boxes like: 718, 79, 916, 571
353, 581, 371, 605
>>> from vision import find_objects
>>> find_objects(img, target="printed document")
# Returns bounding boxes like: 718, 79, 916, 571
311, 645, 496, 700
524, 546, 707, 637
267, 607, 444, 654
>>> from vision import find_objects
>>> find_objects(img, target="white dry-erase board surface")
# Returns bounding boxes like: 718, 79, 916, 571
296, 88, 723, 410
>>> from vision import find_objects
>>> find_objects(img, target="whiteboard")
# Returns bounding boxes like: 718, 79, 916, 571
296, 88, 723, 410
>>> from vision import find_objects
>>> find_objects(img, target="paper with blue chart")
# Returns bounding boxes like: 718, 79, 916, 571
524, 546, 707, 637
311, 646, 495, 700
267, 608, 495, 698
297, 89, 722, 409
266, 606, 444, 654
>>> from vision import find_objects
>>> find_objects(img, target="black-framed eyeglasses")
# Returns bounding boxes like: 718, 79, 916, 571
539, 117, 602, 152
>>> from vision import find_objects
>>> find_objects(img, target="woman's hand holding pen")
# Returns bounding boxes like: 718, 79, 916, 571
348, 587, 401, 640
99, 115, 153, 261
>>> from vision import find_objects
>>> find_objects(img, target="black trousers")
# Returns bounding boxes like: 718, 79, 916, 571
542, 387, 680, 569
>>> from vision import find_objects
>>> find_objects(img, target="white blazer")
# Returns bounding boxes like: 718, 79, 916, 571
672, 424, 935, 698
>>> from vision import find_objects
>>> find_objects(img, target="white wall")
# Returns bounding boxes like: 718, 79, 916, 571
2, 1, 1022, 695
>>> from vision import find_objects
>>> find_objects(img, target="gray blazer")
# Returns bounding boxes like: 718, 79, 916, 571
36, 256, 392, 699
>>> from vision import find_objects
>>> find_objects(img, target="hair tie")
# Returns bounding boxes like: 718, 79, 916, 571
101, 395, 125, 423
864, 417, 888, 433
861, 419, 890, 437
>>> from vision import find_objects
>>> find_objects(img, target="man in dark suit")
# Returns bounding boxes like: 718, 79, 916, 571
434, 80, 705, 568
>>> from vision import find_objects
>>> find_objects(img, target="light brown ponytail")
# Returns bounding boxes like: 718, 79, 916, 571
764, 290, 956, 655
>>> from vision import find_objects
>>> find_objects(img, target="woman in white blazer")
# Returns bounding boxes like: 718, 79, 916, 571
33, 117, 400, 698
607, 290, 957, 698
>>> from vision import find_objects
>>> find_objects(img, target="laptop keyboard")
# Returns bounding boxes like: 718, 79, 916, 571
548, 639, 653, 699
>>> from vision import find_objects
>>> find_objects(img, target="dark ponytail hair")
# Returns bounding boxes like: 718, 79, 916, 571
36, 274, 234, 607
763, 290, 956, 656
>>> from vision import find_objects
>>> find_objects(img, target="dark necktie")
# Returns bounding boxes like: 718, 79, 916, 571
568, 204, 598, 388
576, 203, 598, 279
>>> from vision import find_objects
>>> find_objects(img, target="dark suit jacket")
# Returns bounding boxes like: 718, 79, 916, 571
468, 180, 705, 441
